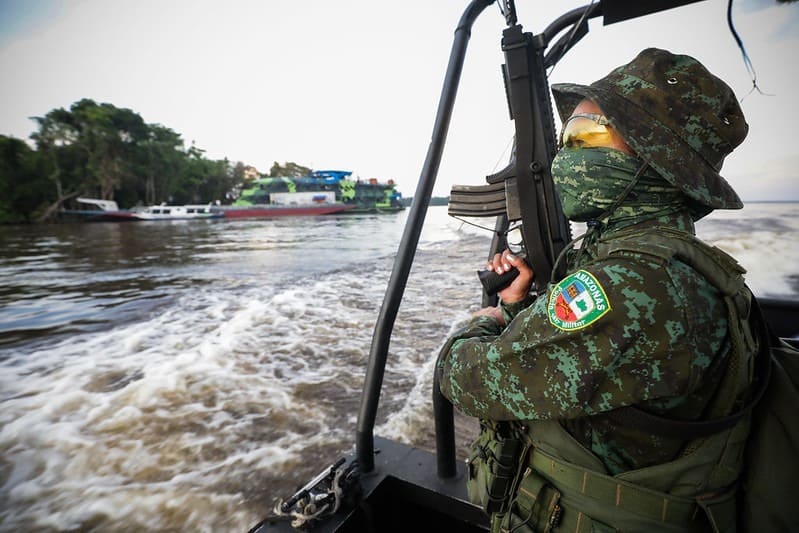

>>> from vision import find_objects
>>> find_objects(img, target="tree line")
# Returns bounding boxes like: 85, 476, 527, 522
0, 98, 310, 224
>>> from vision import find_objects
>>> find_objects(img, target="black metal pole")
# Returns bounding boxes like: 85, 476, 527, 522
355, 0, 494, 474
432, 369, 457, 478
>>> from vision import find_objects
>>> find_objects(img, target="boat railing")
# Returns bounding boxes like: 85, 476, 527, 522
355, 0, 496, 476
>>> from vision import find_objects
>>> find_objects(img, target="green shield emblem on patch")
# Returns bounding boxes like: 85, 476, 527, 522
548, 270, 611, 331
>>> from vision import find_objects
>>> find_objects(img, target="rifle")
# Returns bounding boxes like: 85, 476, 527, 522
448, 0, 590, 301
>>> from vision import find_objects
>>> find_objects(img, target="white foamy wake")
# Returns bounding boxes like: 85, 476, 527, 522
698, 203, 799, 299
0, 265, 400, 530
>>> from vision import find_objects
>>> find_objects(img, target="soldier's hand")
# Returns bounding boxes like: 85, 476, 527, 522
486, 249, 534, 304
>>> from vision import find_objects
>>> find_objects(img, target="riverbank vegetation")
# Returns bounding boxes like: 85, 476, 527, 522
0, 99, 313, 224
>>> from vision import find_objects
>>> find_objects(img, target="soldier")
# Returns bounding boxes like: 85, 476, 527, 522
437, 48, 760, 531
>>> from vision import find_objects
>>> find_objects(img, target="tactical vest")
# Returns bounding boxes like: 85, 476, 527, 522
470, 227, 759, 533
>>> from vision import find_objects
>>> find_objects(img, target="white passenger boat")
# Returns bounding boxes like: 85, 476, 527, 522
130, 204, 224, 220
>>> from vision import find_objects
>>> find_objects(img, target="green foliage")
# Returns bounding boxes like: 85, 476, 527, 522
0, 136, 54, 223
0, 99, 244, 222
269, 161, 312, 178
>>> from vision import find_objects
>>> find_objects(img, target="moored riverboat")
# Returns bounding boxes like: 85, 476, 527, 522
129, 204, 224, 221
219, 202, 354, 218
60, 198, 140, 221
63, 198, 224, 221
235, 170, 405, 215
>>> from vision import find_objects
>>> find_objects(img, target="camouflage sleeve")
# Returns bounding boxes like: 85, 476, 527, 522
451, 315, 504, 340
438, 256, 725, 420
500, 292, 538, 325
437, 295, 537, 368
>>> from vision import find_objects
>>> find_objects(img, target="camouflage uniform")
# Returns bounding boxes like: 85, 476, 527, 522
439, 208, 733, 474
437, 49, 757, 531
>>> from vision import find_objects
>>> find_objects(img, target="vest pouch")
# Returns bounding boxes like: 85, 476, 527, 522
467, 420, 523, 514
496, 466, 618, 533
495, 466, 565, 533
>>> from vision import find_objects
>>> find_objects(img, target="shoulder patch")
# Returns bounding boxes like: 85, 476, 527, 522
548, 269, 611, 331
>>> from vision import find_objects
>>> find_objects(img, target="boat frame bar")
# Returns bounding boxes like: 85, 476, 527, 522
356, 0, 495, 475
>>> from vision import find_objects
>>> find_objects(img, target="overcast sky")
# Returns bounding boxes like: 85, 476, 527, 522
1, 0, 797, 201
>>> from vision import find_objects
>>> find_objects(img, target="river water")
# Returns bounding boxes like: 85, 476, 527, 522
1, 204, 797, 531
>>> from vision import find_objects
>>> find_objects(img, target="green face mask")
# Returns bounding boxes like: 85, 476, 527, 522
551, 147, 682, 222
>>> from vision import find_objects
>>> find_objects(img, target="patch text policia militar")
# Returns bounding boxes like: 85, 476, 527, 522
548, 270, 611, 331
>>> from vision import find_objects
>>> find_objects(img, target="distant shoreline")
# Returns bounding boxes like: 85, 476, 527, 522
743, 200, 799, 203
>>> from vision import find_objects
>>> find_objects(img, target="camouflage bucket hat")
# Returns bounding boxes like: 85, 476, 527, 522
551, 48, 748, 217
